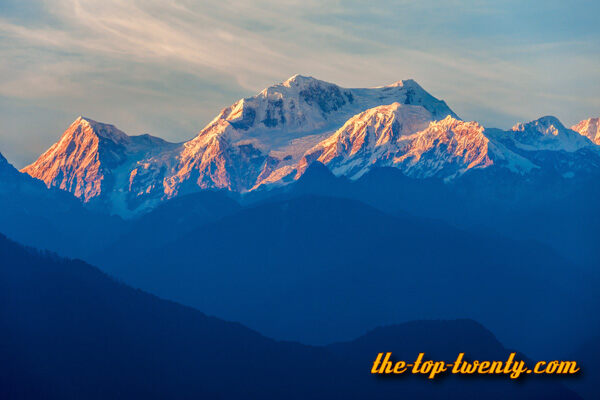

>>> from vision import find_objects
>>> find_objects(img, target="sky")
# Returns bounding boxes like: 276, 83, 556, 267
1, 0, 599, 168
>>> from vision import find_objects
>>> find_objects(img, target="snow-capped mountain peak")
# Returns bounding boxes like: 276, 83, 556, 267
203, 75, 456, 148
22, 117, 178, 206
72, 116, 130, 143
288, 113, 552, 185
295, 103, 433, 177
571, 117, 600, 145
512, 115, 566, 136
291, 109, 492, 182
391, 116, 494, 179
23, 76, 600, 218
281, 74, 324, 88
510, 115, 593, 152
367, 79, 459, 120
160, 76, 459, 198
381, 79, 409, 88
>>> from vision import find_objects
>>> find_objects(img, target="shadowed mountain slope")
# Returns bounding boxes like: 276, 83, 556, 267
0, 234, 581, 399
96, 195, 597, 358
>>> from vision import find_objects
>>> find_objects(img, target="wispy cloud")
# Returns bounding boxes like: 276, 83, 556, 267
1, 0, 599, 167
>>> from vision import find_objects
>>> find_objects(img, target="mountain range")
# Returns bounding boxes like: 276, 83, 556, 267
0, 233, 581, 399
20, 75, 600, 217
92, 193, 598, 357
2, 74, 599, 399
4, 143, 599, 361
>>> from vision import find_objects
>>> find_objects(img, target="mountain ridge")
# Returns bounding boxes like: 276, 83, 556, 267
1, 232, 580, 399
96, 194, 595, 356
18, 75, 600, 216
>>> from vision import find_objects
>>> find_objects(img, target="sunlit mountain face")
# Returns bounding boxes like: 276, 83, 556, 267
20, 75, 600, 218
572, 117, 600, 145
18, 76, 456, 216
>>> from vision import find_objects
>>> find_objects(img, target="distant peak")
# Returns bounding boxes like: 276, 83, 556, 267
64, 116, 129, 143
281, 74, 333, 89
373, 79, 421, 90
536, 115, 564, 126
509, 115, 594, 151
284, 73, 304, 82
297, 161, 338, 184
283, 74, 314, 84
74, 115, 93, 123
384, 78, 417, 88
71, 116, 104, 129
512, 116, 566, 134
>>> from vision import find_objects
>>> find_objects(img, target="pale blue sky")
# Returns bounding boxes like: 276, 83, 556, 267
1, 0, 599, 167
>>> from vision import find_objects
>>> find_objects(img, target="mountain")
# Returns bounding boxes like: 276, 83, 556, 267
483, 117, 600, 178
572, 117, 600, 145
20, 76, 600, 217
509, 116, 593, 152
294, 103, 435, 178
0, 233, 581, 399
21, 116, 180, 216
22, 76, 457, 216
203, 74, 457, 141
296, 113, 509, 181
96, 195, 597, 357
291, 114, 600, 183
0, 151, 125, 258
